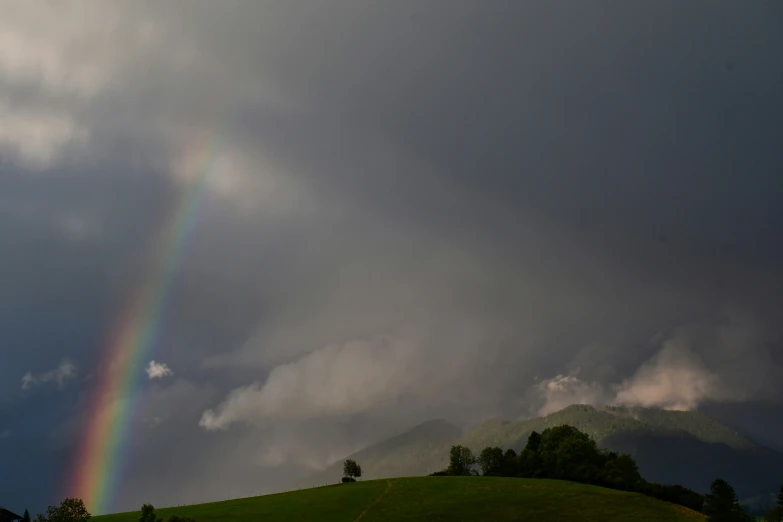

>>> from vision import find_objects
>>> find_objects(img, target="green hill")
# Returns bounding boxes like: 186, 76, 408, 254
95, 477, 707, 522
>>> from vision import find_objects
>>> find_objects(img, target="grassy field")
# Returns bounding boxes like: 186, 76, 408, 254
95, 476, 707, 522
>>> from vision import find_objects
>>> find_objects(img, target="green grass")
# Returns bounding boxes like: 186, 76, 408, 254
95, 477, 707, 522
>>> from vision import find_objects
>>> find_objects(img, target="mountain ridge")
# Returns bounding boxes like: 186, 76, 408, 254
458, 404, 758, 453
296, 404, 780, 500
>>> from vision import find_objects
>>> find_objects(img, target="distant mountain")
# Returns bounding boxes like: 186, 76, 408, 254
298, 405, 782, 500
459, 404, 781, 499
295, 419, 461, 487
458, 404, 757, 452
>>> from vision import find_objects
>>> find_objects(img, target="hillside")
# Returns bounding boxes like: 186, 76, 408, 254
295, 419, 461, 487
95, 477, 707, 522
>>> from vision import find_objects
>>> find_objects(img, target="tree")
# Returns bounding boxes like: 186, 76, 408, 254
769, 484, 783, 522
638, 482, 704, 513
139, 505, 162, 522
447, 445, 477, 476
598, 453, 642, 491
478, 446, 504, 476
552, 430, 600, 481
500, 448, 518, 477
343, 458, 362, 480
703, 479, 752, 522
524, 431, 541, 452
35, 498, 90, 522
765, 506, 783, 522
537, 425, 600, 481
23, 510, 31, 522
517, 448, 542, 478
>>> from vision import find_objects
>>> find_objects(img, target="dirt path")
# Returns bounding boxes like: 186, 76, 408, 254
354, 480, 393, 522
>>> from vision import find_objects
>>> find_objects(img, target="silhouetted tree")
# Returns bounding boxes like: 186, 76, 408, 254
139, 504, 162, 522
765, 505, 783, 522
500, 448, 517, 477
478, 446, 504, 476
343, 459, 362, 480
638, 482, 704, 513
537, 425, 601, 482
767, 487, 783, 522
447, 445, 477, 476
703, 478, 752, 522
598, 453, 643, 491
524, 431, 541, 452
517, 448, 541, 478
35, 498, 90, 522
22, 510, 31, 522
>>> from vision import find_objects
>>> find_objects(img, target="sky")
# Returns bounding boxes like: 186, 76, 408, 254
1, 0, 782, 515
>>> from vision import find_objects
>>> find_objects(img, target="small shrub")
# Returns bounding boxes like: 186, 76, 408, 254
168, 516, 195, 522
341, 476, 356, 483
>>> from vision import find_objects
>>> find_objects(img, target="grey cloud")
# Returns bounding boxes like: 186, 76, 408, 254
21, 359, 77, 390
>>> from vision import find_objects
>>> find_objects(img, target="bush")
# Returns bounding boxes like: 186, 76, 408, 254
428, 470, 450, 476
341, 477, 356, 483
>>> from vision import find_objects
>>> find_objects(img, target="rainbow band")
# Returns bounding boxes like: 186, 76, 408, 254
70, 130, 217, 515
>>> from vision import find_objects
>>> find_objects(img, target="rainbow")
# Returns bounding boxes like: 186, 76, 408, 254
70, 129, 218, 515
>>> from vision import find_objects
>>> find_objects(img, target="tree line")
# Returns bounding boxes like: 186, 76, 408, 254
426, 424, 782, 522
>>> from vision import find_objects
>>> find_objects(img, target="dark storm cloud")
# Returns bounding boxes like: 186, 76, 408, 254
1, 0, 781, 514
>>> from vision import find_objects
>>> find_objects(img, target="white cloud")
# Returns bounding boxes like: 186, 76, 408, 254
613, 340, 721, 411
0, 99, 89, 169
200, 332, 427, 430
145, 360, 173, 379
535, 371, 608, 416
21, 359, 77, 390
535, 331, 744, 414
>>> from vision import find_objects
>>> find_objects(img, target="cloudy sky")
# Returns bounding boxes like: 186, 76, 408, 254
1, 0, 782, 515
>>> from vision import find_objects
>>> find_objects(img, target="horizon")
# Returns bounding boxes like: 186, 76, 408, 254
1, 0, 781, 516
